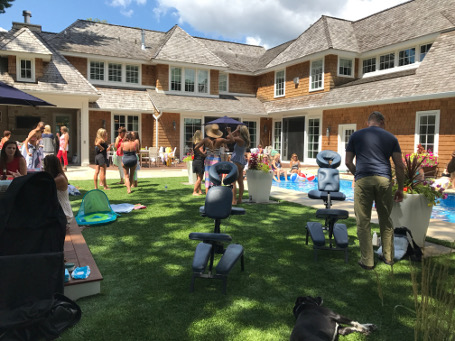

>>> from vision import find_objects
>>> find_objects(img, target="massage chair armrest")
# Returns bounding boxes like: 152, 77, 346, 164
189, 232, 232, 243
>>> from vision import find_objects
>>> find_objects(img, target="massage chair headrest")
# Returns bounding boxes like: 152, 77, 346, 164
316, 150, 341, 169
209, 161, 238, 186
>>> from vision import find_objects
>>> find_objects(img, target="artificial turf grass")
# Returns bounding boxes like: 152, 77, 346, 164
62, 177, 455, 341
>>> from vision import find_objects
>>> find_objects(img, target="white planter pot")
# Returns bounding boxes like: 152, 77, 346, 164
246, 169, 273, 203
187, 161, 197, 184
390, 193, 433, 247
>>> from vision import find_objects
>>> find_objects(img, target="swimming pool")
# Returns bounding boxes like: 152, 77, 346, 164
273, 178, 455, 223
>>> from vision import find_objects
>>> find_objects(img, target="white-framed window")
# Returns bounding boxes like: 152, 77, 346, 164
89, 60, 140, 85
219, 72, 228, 92
307, 118, 320, 159
273, 121, 282, 152
310, 59, 324, 91
274, 70, 285, 97
126, 65, 139, 84
17, 58, 35, 82
169, 66, 210, 94
379, 53, 395, 70
171, 67, 182, 91
113, 114, 139, 136
183, 118, 202, 155
415, 110, 440, 153
420, 43, 432, 62
243, 120, 257, 148
108, 63, 122, 82
362, 57, 376, 74
398, 48, 415, 66
338, 57, 353, 77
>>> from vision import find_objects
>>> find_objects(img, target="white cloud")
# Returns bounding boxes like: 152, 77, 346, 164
121, 9, 134, 17
108, 0, 147, 8
153, 0, 408, 47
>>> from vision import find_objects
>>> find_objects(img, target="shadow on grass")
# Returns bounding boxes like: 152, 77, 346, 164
63, 177, 453, 340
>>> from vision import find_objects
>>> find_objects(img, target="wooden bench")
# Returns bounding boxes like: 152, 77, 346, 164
64, 220, 103, 301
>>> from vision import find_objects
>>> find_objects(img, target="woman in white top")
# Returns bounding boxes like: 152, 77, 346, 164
43, 154, 73, 226
56, 126, 69, 171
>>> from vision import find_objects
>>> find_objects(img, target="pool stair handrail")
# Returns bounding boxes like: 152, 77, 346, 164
305, 150, 349, 262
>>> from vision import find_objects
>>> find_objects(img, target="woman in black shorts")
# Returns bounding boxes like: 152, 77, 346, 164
120, 132, 138, 194
192, 130, 206, 195
94, 128, 111, 190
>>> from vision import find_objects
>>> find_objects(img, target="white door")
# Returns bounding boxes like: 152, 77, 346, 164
338, 124, 356, 171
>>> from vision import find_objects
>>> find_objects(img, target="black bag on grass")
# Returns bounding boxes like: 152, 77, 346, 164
0, 293, 81, 341
394, 227, 423, 262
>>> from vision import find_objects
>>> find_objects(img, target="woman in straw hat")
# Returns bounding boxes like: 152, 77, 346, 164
227, 125, 250, 205
194, 124, 232, 194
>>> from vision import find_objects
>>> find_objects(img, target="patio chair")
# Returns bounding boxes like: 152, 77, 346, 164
148, 146, 159, 167
189, 162, 246, 294
305, 150, 349, 262
166, 147, 178, 166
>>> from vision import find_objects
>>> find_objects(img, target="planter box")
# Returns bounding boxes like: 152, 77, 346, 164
246, 169, 273, 203
390, 193, 433, 247
187, 161, 197, 184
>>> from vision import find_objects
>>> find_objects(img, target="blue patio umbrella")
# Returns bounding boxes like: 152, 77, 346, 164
205, 116, 245, 126
0, 81, 54, 106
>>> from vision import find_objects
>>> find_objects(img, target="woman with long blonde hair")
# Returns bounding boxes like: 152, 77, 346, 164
228, 125, 250, 204
94, 128, 111, 190
192, 130, 205, 195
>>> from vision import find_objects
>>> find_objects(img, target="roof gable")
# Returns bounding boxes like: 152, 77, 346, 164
154, 25, 227, 68
0, 27, 52, 59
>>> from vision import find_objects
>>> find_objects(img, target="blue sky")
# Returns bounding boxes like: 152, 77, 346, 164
1, 0, 408, 48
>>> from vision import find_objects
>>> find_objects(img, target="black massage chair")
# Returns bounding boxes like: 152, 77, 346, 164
189, 162, 245, 294
306, 150, 349, 262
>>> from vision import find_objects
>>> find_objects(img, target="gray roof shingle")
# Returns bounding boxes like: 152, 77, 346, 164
90, 87, 154, 111
148, 90, 266, 116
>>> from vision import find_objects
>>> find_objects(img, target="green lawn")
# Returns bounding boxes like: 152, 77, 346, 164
62, 177, 455, 340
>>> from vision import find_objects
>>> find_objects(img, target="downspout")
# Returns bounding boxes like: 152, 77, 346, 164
153, 110, 163, 148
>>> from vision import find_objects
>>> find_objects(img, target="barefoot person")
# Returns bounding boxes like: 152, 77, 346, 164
192, 130, 205, 195
271, 153, 288, 182
114, 127, 126, 185
56, 126, 69, 171
227, 125, 250, 204
120, 132, 138, 194
94, 128, 111, 190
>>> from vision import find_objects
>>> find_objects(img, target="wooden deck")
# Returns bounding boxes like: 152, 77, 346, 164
64, 220, 103, 301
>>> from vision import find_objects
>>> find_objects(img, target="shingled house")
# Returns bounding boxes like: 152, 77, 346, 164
1, 0, 454, 167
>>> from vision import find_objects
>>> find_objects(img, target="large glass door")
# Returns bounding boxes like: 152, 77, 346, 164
283, 117, 305, 161
338, 124, 356, 171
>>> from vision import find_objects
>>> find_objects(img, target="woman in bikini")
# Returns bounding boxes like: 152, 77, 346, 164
120, 132, 138, 194
94, 128, 111, 190
227, 125, 250, 205
289, 153, 301, 174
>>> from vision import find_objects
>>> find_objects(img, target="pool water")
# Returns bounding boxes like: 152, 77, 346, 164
273, 177, 455, 223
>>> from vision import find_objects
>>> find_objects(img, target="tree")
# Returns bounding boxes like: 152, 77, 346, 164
0, 0, 14, 14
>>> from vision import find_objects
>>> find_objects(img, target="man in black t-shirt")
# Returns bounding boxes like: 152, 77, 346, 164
346, 111, 404, 270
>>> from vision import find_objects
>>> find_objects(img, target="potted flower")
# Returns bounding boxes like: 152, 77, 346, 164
409, 144, 438, 177
182, 154, 196, 184
390, 153, 448, 247
246, 153, 273, 203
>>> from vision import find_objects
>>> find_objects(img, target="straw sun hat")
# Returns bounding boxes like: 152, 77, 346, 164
206, 124, 223, 138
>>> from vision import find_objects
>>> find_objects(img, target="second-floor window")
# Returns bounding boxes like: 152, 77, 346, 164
89, 61, 140, 84
338, 58, 353, 77
398, 48, 415, 66
379, 53, 395, 70
420, 43, 432, 61
274, 70, 285, 97
170, 67, 209, 94
17, 58, 35, 82
219, 72, 228, 92
310, 59, 323, 91
362, 57, 376, 74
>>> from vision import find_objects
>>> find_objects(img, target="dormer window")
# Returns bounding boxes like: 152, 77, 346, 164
398, 48, 415, 66
379, 53, 395, 70
17, 58, 35, 82
219, 72, 228, 92
89, 60, 140, 85
338, 58, 354, 77
169, 66, 209, 94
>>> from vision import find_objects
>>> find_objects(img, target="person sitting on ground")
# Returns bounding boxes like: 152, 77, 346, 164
94, 128, 111, 190
227, 125, 251, 205
41, 125, 55, 158
289, 153, 301, 174
43, 154, 73, 226
0, 130, 11, 149
271, 153, 288, 182
0, 140, 27, 180
120, 132, 138, 194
